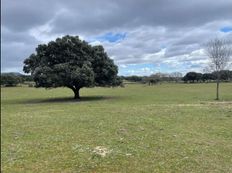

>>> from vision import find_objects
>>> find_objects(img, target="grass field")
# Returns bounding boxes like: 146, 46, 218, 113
1, 83, 232, 172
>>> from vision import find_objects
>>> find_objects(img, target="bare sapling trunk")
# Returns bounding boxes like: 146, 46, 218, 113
215, 71, 220, 100
216, 77, 219, 100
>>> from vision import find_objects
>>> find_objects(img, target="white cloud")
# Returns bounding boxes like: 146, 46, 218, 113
2, 0, 232, 74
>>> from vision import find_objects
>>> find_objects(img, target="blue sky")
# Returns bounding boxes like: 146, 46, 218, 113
95, 32, 126, 43
220, 26, 232, 33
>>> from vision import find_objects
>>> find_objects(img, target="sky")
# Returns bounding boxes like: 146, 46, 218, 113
1, 0, 232, 76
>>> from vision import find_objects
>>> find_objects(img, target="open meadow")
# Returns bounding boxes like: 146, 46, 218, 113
1, 83, 232, 172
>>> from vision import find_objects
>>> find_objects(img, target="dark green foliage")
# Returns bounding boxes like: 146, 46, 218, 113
183, 72, 198, 83
183, 70, 232, 83
122, 72, 183, 84
1, 73, 22, 86
147, 78, 160, 85
121, 70, 231, 85
216, 70, 232, 81
202, 73, 216, 82
23, 35, 121, 98
123, 75, 143, 82
21, 75, 33, 82
196, 73, 202, 82
143, 75, 161, 85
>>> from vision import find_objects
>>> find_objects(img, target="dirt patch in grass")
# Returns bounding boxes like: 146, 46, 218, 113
93, 146, 112, 157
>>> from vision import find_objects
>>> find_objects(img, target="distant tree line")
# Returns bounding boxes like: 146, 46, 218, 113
121, 72, 183, 84
121, 70, 232, 85
1, 73, 33, 87
182, 70, 232, 83
1, 70, 232, 87
121, 75, 143, 82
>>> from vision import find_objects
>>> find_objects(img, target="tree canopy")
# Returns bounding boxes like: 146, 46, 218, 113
23, 35, 122, 99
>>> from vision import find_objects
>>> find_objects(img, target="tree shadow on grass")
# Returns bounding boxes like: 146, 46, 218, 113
10, 96, 121, 105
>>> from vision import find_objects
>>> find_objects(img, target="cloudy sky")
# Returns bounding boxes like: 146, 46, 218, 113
2, 0, 232, 76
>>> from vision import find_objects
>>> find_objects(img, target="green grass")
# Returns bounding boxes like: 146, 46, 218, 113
1, 83, 232, 173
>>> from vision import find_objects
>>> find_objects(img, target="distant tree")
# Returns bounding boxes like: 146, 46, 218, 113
23, 35, 122, 99
230, 70, 232, 81
148, 78, 159, 85
182, 75, 188, 83
124, 75, 143, 82
1, 74, 22, 86
146, 73, 162, 85
196, 73, 203, 82
218, 70, 232, 81
183, 72, 198, 83
201, 73, 215, 82
205, 38, 232, 100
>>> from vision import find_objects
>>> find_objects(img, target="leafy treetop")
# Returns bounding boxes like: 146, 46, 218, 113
23, 35, 122, 99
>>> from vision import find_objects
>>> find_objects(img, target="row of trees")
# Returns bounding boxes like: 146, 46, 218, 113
121, 72, 183, 83
1, 73, 33, 86
3, 69, 231, 87
182, 70, 232, 83
122, 70, 232, 84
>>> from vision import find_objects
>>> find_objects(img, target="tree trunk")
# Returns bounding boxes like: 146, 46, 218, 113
216, 72, 220, 100
74, 88, 80, 99
216, 79, 219, 100
68, 86, 81, 99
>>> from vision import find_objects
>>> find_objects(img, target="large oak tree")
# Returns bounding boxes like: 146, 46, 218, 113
23, 35, 122, 99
